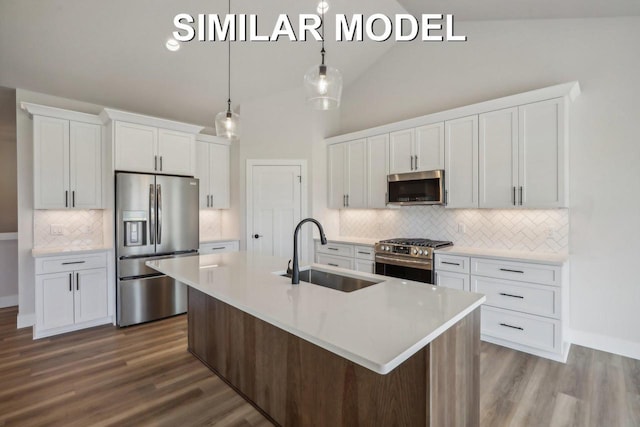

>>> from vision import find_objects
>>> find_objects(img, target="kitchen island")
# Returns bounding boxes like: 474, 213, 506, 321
147, 252, 485, 426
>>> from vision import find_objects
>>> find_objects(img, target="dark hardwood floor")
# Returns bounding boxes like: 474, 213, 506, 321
1, 306, 638, 426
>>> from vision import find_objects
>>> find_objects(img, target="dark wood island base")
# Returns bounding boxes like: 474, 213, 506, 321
188, 287, 480, 427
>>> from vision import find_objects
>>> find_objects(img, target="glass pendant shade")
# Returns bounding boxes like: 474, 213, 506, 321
215, 110, 240, 141
304, 63, 343, 110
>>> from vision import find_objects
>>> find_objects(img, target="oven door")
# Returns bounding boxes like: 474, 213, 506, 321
375, 254, 433, 284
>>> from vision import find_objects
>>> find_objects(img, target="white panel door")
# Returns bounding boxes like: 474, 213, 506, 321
479, 108, 518, 208
415, 123, 445, 172
34, 116, 69, 209
115, 121, 157, 173
38, 272, 75, 330
74, 268, 108, 324
209, 143, 230, 209
346, 139, 367, 208
389, 129, 414, 174
519, 98, 566, 207
327, 143, 346, 209
195, 141, 211, 209
445, 115, 479, 208
157, 129, 195, 176
250, 165, 301, 259
367, 134, 389, 208
69, 121, 102, 209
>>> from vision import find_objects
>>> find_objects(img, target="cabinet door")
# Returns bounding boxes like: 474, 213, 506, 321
389, 129, 414, 174
445, 116, 479, 208
414, 123, 444, 171
327, 143, 346, 209
158, 129, 195, 176
195, 141, 210, 209
37, 272, 75, 330
209, 143, 230, 209
70, 122, 102, 209
74, 268, 108, 324
435, 271, 470, 291
367, 134, 389, 208
355, 260, 375, 274
518, 98, 566, 208
34, 116, 70, 209
115, 122, 157, 173
346, 139, 367, 208
479, 108, 518, 208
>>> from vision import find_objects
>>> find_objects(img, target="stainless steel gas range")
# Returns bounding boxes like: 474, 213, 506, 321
374, 238, 453, 284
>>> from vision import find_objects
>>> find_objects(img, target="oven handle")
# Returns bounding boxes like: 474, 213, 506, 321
375, 255, 432, 271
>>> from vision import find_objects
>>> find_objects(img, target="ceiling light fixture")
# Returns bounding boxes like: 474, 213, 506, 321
304, 2, 342, 110
317, 1, 329, 14
165, 38, 180, 52
215, 0, 240, 141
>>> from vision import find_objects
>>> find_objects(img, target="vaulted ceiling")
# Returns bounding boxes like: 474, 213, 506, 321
1, 0, 638, 127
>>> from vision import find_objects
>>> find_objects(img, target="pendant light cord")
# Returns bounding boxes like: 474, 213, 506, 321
227, 0, 232, 114
320, 4, 325, 65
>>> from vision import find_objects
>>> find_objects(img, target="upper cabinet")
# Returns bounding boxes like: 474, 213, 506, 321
195, 135, 231, 209
328, 139, 367, 209
100, 108, 204, 177
24, 104, 103, 210
389, 123, 444, 174
445, 116, 479, 208
367, 134, 390, 208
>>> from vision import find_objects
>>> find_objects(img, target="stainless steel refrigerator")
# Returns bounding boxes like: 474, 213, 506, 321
116, 172, 199, 326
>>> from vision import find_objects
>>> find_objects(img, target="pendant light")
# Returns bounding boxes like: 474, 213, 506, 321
304, 3, 343, 110
215, 0, 240, 140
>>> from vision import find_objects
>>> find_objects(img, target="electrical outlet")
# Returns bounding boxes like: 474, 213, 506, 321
50, 224, 64, 236
458, 223, 466, 234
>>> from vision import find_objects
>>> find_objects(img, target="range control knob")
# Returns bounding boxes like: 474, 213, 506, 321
412, 249, 418, 255
385, 246, 390, 251
418, 250, 424, 255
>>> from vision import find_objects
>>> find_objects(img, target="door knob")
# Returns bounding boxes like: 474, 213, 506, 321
254, 234, 263, 239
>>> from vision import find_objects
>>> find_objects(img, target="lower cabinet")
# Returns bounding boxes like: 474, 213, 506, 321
435, 252, 569, 362
34, 252, 110, 339
199, 240, 240, 254
315, 241, 375, 274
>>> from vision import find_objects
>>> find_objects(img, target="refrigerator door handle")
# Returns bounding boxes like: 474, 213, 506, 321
149, 184, 155, 245
157, 184, 162, 244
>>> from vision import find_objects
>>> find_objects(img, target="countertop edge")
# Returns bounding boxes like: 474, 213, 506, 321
32, 247, 112, 258
200, 238, 240, 244
313, 237, 378, 247
434, 246, 568, 265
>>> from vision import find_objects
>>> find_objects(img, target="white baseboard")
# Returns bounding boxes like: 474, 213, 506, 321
17, 312, 35, 329
0, 294, 18, 308
570, 329, 640, 361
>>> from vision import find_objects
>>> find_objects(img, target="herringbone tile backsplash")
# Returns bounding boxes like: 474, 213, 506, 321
34, 210, 104, 248
339, 207, 568, 253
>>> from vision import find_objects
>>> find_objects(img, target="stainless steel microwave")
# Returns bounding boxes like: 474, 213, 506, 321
387, 170, 445, 205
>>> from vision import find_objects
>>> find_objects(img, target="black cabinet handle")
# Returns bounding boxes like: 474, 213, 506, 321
513, 186, 516, 206
69, 273, 72, 292
62, 261, 85, 265
500, 323, 524, 331
328, 263, 339, 267
499, 292, 524, 299
76, 273, 79, 291
358, 251, 370, 255
519, 186, 523, 206
442, 261, 460, 266
327, 247, 339, 251
500, 268, 524, 274
210, 247, 225, 250
72, 191, 75, 207
65, 190, 68, 207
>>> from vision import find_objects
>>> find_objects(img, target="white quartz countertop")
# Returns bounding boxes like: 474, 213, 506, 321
313, 236, 379, 246
435, 246, 569, 265
147, 252, 485, 375
32, 246, 111, 257
200, 238, 240, 244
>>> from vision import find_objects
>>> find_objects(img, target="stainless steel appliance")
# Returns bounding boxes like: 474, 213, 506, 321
116, 172, 199, 326
374, 238, 453, 284
387, 170, 445, 205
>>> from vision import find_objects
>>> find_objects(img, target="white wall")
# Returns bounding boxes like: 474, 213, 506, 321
238, 88, 340, 263
335, 17, 640, 357
0, 239, 18, 308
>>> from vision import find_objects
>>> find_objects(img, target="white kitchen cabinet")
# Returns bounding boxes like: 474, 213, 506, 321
435, 271, 470, 291
434, 253, 471, 291
355, 260, 375, 274
317, 253, 355, 270
114, 121, 195, 176
327, 140, 367, 209
35, 252, 110, 339
200, 240, 239, 254
33, 115, 102, 210
367, 134, 389, 208
445, 115, 478, 208
196, 138, 230, 209
389, 123, 444, 174
314, 241, 375, 273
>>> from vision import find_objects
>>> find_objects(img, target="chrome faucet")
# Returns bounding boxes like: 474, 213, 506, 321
289, 218, 327, 285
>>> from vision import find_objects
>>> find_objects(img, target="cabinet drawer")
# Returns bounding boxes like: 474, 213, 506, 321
471, 258, 560, 286
316, 254, 354, 270
200, 241, 239, 254
473, 276, 559, 318
481, 306, 559, 353
316, 242, 354, 258
354, 246, 375, 260
436, 271, 470, 291
435, 254, 470, 273
36, 252, 107, 275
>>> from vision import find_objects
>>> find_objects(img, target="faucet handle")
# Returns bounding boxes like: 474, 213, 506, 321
286, 259, 293, 275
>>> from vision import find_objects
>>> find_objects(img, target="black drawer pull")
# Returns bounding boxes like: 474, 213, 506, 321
500, 323, 524, 331
62, 261, 86, 265
328, 263, 339, 267
358, 251, 371, 255
210, 247, 225, 250
442, 261, 461, 266
499, 268, 524, 274
327, 248, 339, 251
499, 292, 524, 299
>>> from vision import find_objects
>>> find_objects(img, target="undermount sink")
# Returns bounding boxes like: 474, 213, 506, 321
280, 268, 383, 293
